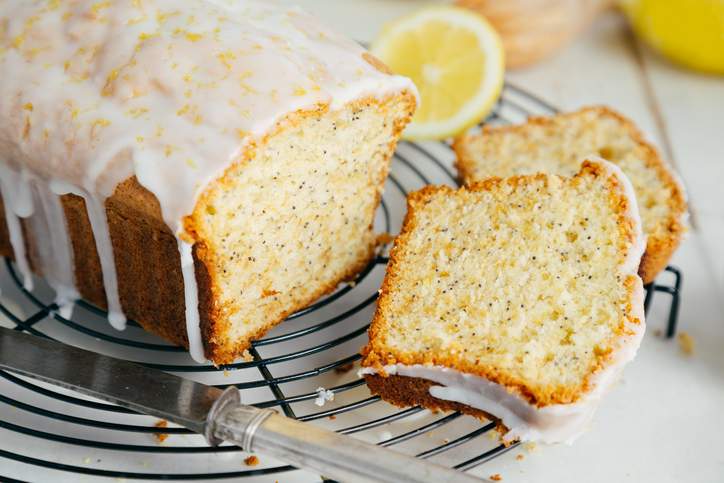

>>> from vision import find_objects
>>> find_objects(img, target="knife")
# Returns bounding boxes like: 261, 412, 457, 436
0, 327, 485, 483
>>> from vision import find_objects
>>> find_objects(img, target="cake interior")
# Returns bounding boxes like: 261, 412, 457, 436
455, 108, 681, 249
365, 165, 641, 406
193, 96, 413, 361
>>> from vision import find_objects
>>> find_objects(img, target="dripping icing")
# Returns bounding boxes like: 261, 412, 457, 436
179, 240, 204, 363
0, 164, 34, 290
31, 180, 79, 318
49, 181, 126, 330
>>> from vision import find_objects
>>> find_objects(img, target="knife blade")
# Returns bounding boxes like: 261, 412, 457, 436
0, 328, 485, 483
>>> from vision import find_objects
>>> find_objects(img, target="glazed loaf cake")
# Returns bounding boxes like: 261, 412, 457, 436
0, 1, 416, 363
361, 160, 646, 443
453, 106, 687, 284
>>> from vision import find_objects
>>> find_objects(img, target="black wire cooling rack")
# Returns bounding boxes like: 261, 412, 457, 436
0, 84, 682, 482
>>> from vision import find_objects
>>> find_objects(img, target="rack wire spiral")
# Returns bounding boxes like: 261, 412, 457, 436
0, 84, 682, 482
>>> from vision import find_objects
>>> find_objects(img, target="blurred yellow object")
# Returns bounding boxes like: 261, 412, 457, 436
371, 6, 504, 140
620, 0, 724, 74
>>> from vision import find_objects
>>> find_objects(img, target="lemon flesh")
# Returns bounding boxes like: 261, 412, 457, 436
372, 7, 505, 140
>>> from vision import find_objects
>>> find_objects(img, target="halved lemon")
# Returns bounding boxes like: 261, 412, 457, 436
372, 6, 505, 140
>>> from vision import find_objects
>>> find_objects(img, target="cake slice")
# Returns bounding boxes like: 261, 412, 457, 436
361, 160, 646, 443
453, 106, 686, 284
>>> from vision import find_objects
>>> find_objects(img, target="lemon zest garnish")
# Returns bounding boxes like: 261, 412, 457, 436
101, 68, 120, 96
156, 10, 180, 24
138, 32, 158, 42
126, 107, 149, 118
90, 1, 111, 17
11, 35, 24, 49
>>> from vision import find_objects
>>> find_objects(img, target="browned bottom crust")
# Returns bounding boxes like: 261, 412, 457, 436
364, 373, 507, 433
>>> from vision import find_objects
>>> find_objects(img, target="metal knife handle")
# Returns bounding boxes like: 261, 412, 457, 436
206, 387, 484, 483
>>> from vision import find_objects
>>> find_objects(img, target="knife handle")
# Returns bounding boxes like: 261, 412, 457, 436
206, 387, 484, 483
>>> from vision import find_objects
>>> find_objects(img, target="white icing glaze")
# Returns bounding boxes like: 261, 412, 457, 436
49, 180, 126, 330
0, 164, 34, 290
0, 1, 415, 360
0, 0, 414, 230
178, 239, 204, 363
29, 178, 79, 318
361, 160, 647, 444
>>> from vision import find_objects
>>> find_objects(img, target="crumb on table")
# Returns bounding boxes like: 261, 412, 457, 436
524, 442, 537, 453
678, 331, 694, 356
516, 453, 525, 461
490, 474, 503, 481
244, 455, 259, 467
154, 420, 169, 443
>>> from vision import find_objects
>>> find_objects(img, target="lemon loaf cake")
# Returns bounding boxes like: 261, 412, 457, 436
0, 0, 416, 363
361, 160, 646, 443
453, 106, 686, 284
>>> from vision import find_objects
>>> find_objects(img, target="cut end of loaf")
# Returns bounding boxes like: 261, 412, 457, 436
452, 105, 687, 284
189, 92, 416, 364
362, 159, 645, 408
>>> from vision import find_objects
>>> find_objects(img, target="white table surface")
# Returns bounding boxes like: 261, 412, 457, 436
3, 2, 723, 482
283, 2, 724, 482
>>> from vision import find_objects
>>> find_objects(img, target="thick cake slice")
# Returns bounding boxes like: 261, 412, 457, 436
453, 106, 687, 284
361, 160, 646, 443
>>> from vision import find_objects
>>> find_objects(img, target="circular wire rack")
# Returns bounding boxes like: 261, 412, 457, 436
0, 84, 682, 482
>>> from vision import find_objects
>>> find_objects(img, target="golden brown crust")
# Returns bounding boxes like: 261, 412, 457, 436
362, 160, 644, 407
364, 373, 498, 422
452, 105, 687, 284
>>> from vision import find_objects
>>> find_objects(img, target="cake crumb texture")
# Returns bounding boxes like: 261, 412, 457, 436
453, 106, 686, 283
363, 160, 645, 407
